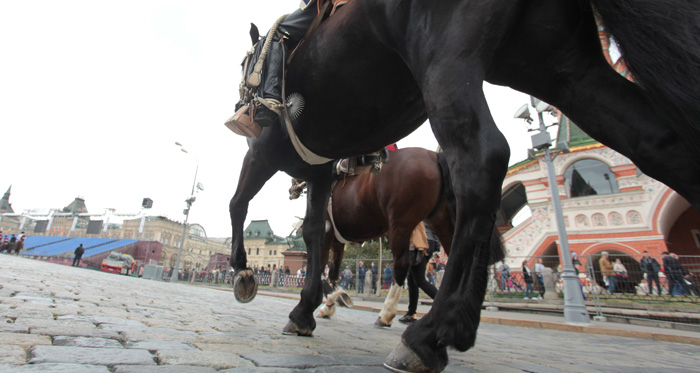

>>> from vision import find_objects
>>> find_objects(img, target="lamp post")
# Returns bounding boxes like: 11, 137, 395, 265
515, 97, 590, 324
171, 142, 203, 283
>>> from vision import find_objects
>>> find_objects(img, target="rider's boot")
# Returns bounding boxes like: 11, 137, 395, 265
252, 39, 284, 128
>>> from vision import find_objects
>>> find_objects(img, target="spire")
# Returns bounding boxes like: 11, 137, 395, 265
0, 185, 13, 213
569, 168, 597, 197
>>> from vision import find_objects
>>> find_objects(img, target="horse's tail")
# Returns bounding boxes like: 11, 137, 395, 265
436, 152, 505, 265
590, 0, 700, 137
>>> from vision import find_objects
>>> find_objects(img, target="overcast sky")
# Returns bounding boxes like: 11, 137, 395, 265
1, 1, 545, 238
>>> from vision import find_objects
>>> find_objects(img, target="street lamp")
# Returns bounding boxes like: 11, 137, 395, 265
515, 97, 590, 324
171, 142, 204, 283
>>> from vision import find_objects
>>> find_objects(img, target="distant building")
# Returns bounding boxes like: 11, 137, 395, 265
0, 192, 231, 272
498, 117, 700, 274
242, 220, 290, 270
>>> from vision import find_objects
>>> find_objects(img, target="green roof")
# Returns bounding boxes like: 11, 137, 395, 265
556, 115, 599, 148
508, 114, 600, 173
244, 220, 274, 240
266, 235, 290, 246
63, 197, 88, 214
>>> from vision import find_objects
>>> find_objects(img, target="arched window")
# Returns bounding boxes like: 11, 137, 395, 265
609, 212, 623, 226
575, 214, 589, 227
592, 213, 606, 226
564, 159, 619, 197
626, 211, 643, 224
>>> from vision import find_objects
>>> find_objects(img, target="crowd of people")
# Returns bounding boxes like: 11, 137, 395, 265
494, 251, 699, 298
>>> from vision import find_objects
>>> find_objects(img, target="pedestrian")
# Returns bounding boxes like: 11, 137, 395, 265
434, 253, 446, 289
399, 223, 438, 324
16, 231, 26, 254
522, 260, 534, 299
426, 259, 435, 286
371, 262, 378, 293
383, 263, 392, 290
613, 258, 631, 294
72, 244, 85, 267
640, 251, 662, 295
571, 252, 586, 300
358, 261, 366, 294
342, 266, 353, 290
599, 251, 616, 294
498, 260, 511, 291
663, 252, 690, 296
534, 258, 545, 299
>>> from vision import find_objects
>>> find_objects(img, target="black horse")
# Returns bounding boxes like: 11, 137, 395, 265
230, 1, 700, 371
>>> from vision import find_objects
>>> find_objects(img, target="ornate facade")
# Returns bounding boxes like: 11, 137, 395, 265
498, 119, 700, 271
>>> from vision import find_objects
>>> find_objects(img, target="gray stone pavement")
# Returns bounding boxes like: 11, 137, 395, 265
0, 255, 698, 372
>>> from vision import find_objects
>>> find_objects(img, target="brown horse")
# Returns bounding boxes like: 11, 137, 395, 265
316, 148, 459, 325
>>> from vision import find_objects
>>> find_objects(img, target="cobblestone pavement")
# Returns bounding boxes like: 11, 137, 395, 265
0, 255, 698, 372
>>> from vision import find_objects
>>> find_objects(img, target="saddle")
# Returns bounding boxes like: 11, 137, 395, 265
287, 148, 390, 200
334, 148, 390, 177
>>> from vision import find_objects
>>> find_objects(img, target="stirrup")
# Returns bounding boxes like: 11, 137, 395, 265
224, 104, 262, 138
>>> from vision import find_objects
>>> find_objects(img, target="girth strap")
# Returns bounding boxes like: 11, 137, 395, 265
327, 181, 352, 244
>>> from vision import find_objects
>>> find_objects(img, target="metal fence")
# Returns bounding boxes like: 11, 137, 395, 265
488, 254, 700, 328
158, 252, 699, 327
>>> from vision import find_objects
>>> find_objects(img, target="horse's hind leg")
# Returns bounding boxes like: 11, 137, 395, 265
386, 80, 509, 371
375, 281, 403, 328
375, 225, 412, 327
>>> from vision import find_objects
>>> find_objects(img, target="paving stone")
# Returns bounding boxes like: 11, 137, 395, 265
113, 365, 218, 373
0, 363, 111, 372
0, 324, 29, 334
194, 342, 288, 355
28, 346, 155, 366
240, 353, 385, 369
0, 332, 51, 349
0, 345, 26, 365
14, 318, 95, 330
219, 368, 302, 373
154, 350, 255, 370
125, 340, 198, 351
121, 331, 199, 343
29, 327, 120, 340
91, 317, 149, 328
53, 336, 123, 348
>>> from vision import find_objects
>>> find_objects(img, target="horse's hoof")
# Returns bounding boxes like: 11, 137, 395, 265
384, 339, 443, 373
337, 292, 353, 308
232, 269, 258, 304
282, 319, 313, 337
374, 317, 391, 328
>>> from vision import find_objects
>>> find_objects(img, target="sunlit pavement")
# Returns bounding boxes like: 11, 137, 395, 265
0, 255, 698, 372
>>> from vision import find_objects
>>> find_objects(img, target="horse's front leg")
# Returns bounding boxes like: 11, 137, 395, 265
283, 174, 333, 336
229, 150, 277, 303
385, 83, 509, 372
